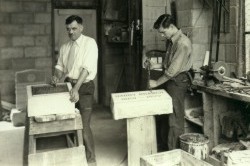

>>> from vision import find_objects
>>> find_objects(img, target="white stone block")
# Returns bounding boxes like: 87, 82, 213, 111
27, 83, 75, 117
111, 89, 173, 120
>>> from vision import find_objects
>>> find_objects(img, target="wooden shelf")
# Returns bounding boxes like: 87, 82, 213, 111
107, 40, 128, 44
185, 116, 203, 127
103, 18, 127, 22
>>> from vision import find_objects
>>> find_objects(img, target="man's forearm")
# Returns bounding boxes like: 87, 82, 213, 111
74, 68, 89, 91
156, 75, 169, 86
54, 68, 64, 80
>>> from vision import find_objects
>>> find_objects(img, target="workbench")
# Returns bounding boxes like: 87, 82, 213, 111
193, 82, 250, 149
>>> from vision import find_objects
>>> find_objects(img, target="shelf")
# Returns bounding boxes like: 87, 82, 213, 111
185, 116, 203, 127
103, 18, 127, 23
107, 41, 128, 44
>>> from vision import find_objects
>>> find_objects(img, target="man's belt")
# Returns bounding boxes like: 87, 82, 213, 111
65, 77, 91, 84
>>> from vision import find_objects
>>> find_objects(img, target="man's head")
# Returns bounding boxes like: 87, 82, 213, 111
65, 15, 83, 41
153, 14, 178, 39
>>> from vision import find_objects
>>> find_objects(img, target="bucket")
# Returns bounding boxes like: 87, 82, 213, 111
179, 133, 209, 160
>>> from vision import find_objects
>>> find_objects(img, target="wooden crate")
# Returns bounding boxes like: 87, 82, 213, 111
140, 149, 212, 166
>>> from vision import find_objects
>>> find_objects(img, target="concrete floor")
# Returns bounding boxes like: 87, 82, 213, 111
0, 105, 127, 166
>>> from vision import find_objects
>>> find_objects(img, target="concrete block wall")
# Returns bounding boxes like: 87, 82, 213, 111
0, 0, 52, 103
176, 0, 239, 75
142, 0, 168, 51
176, 0, 212, 70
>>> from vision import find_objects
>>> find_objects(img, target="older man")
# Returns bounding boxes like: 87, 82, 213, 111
51, 15, 98, 164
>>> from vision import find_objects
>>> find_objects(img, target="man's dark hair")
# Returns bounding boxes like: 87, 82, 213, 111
65, 15, 83, 25
153, 14, 176, 29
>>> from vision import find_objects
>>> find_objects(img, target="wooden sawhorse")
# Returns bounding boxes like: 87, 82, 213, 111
27, 113, 87, 166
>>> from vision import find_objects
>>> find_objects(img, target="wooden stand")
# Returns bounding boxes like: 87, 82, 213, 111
27, 113, 87, 166
127, 116, 157, 166
111, 90, 173, 166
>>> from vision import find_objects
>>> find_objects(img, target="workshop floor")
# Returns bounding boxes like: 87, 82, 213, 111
0, 105, 127, 166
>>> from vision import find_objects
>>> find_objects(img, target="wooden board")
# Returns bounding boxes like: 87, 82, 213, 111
140, 149, 212, 166
127, 116, 157, 166
29, 113, 82, 135
28, 146, 87, 166
27, 83, 75, 117
111, 89, 172, 120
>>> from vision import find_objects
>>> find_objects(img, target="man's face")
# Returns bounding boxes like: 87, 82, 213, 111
158, 25, 173, 39
66, 20, 83, 41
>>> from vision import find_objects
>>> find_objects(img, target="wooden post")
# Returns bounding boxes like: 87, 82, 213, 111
127, 116, 157, 166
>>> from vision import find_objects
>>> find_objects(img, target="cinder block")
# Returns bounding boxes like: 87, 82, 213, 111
35, 36, 50, 46
12, 36, 35, 46
24, 24, 45, 35
0, 24, 23, 35
230, 7, 237, 25
220, 26, 237, 44
191, 9, 211, 27
45, 24, 51, 34
1, 47, 24, 59
35, 13, 51, 23
143, 0, 166, 7
0, 37, 8, 47
46, 2, 52, 12
12, 58, 35, 70
224, 45, 237, 63
25, 47, 47, 58
23, 2, 47, 12
192, 44, 208, 62
0, 70, 15, 82
11, 13, 34, 24
0, 13, 10, 23
191, 27, 210, 44
35, 57, 52, 68
177, 10, 192, 27
0, 1, 22, 12
0, 59, 12, 70
0, 82, 15, 96
11, 110, 26, 127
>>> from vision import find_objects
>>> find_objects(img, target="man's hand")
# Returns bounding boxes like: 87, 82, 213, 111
149, 80, 158, 88
144, 59, 153, 69
50, 76, 59, 87
69, 87, 79, 103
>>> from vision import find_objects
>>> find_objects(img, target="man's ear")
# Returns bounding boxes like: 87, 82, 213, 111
80, 25, 84, 32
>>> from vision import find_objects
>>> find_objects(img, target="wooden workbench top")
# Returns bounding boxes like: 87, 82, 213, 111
194, 82, 250, 103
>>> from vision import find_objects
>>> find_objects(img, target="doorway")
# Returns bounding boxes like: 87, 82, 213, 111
53, 9, 98, 103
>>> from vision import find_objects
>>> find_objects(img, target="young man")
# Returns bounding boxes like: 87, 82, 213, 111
147, 14, 192, 150
51, 15, 98, 164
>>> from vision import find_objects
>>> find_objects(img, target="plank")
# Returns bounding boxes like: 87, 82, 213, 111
127, 116, 157, 166
212, 95, 228, 146
202, 92, 214, 150
28, 146, 88, 166
29, 113, 83, 135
